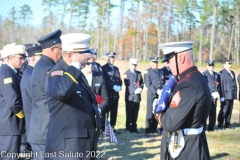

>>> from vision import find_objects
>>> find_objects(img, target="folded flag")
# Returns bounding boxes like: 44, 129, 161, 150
105, 120, 118, 144
155, 76, 177, 113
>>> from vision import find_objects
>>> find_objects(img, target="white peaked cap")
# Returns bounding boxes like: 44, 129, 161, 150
60, 33, 92, 52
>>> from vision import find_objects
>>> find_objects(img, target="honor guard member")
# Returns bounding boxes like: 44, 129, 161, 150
92, 48, 103, 75
45, 33, 101, 159
144, 57, 165, 133
161, 62, 172, 82
217, 59, 237, 129
29, 29, 62, 160
238, 74, 240, 101
0, 43, 18, 66
123, 58, 144, 133
158, 42, 211, 160
202, 60, 220, 131
20, 44, 42, 152
102, 52, 122, 133
81, 57, 108, 133
0, 44, 26, 160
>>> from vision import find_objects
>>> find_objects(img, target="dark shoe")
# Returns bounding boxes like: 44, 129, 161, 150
126, 130, 131, 133
218, 124, 224, 130
113, 129, 121, 133
207, 128, 214, 132
152, 129, 160, 133
225, 125, 235, 129
131, 129, 141, 133
145, 129, 152, 133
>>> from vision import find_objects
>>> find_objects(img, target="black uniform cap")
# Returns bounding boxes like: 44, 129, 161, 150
149, 57, 159, 62
92, 48, 98, 54
106, 52, 116, 57
37, 29, 62, 49
26, 44, 43, 57
206, 60, 215, 66
223, 59, 232, 64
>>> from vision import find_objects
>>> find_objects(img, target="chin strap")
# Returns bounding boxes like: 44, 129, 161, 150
174, 51, 180, 81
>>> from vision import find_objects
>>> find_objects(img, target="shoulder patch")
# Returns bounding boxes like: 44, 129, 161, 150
170, 91, 181, 108
3, 77, 12, 84
144, 70, 148, 74
51, 70, 64, 77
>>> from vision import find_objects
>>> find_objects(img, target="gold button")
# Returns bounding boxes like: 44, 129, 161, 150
95, 115, 96, 118
95, 128, 97, 131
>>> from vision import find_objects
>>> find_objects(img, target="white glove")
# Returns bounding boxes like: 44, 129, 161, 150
220, 97, 225, 102
157, 89, 162, 96
113, 85, 118, 92
152, 98, 159, 114
134, 88, 143, 94
98, 108, 101, 115
211, 92, 218, 100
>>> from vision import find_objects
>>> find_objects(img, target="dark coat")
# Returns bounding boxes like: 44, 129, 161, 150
202, 69, 220, 93
91, 71, 108, 112
123, 69, 144, 102
44, 59, 100, 159
102, 63, 122, 99
160, 66, 211, 160
20, 65, 34, 141
161, 66, 172, 82
218, 69, 237, 100
28, 55, 56, 144
92, 62, 103, 75
0, 64, 24, 135
144, 68, 165, 99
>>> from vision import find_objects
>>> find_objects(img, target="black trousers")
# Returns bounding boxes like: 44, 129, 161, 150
0, 135, 21, 160
125, 101, 140, 131
106, 98, 119, 128
145, 97, 158, 132
217, 99, 234, 127
207, 100, 217, 130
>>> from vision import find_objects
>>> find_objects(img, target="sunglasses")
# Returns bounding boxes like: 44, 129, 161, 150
86, 62, 94, 65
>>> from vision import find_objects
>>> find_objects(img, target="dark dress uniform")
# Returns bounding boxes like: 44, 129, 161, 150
161, 66, 172, 82
144, 67, 165, 133
90, 71, 108, 131
92, 62, 103, 75
45, 59, 100, 159
102, 63, 122, 130
202, 69, 220, 131
217, 69, 237, 128
238, 74, 240, 101
0, 64, 24, 159
20, 65, 34, 143
160, 66, 211, 160
124, 69, 144, 132
28, 55, 56, 154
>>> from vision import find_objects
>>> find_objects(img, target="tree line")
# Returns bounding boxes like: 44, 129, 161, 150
0, 0, 240, 66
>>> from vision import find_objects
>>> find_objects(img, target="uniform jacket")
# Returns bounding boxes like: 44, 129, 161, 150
238, 74, 240, 101
123, 69, 144, 102
92, 62, 103, 75
0, 64, 24, 135
44, 59, 100, 158
91, 71, 108, 112
160, 66, 211, 160
202, 69, 220, 93
28, 55, 56, 144
20, 65, 34, 141
102, 63, 122, 99
144, 68, 165, 98
218, 69, 237, 100
161, 66, 172, 82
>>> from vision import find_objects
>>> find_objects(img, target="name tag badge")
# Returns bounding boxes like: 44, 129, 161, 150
95, 83, 100, 86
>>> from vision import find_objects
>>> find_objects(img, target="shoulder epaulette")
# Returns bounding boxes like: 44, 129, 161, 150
3, 77, 12, 84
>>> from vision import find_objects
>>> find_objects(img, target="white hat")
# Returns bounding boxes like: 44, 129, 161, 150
2, 43, 26, 58
158, 42, 194, 62
129, 58, 138, 65
60, 33, 93, 54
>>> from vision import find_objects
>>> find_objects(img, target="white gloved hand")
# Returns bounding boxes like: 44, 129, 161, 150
113, 85, 118, 92
152, 98, 159, 114
220, 97, 225, 102
211, 92, 218, 99
98, 108, 101, 115
157, 89, 162, 96
134, 88, 143, 94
